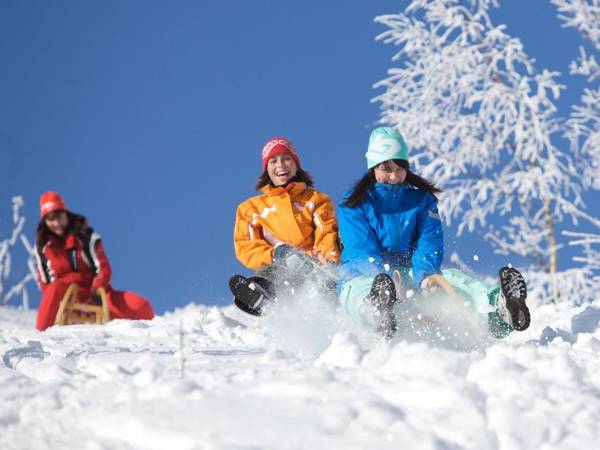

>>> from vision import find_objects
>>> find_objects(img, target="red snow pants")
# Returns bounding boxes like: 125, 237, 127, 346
36, 274, 154, 331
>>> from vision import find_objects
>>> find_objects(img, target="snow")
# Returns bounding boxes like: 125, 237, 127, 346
2, 298, 600, 450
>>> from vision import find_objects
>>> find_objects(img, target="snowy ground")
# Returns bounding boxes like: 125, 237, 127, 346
2, 295, 600, 450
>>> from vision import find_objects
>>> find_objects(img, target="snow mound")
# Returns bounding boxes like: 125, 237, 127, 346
316, 332, 364, 368
2, 298, 600, 449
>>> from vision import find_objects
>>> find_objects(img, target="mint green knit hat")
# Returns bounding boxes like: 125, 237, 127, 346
365, 127, 409, 169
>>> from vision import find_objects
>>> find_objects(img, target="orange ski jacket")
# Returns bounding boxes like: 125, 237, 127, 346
234, 182, 340, 270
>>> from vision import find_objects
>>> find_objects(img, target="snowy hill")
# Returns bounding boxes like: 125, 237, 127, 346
2, 298, 600, 450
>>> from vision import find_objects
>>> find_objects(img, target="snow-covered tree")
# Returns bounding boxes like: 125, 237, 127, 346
551, 0, 600, 302
552, 0, 600, 60
0, 196, 37, 308
553, 0, 600, 190
372, 0, 593, 302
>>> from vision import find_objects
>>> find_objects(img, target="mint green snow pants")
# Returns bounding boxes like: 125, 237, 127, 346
338, 268, 513, 338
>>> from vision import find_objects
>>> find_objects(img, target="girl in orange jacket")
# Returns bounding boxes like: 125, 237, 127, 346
35, 192, 155, 331
230, 137, 340, 315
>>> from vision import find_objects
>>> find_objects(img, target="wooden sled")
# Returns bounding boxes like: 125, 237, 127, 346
54, 284, 111, 326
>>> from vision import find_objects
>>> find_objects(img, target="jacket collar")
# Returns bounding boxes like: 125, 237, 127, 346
373, 182, 411, 194
47, 232, 76, 249
261, 182, 307, 196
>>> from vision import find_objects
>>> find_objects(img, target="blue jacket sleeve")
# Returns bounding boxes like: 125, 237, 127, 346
337, 201, 383, 278
411, 195, 444, 286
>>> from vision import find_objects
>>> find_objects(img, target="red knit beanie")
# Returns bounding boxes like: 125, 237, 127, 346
40, 192, 67, 217
261, 137, 301, 172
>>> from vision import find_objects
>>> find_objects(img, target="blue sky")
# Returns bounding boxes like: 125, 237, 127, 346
1, 0, 598, 313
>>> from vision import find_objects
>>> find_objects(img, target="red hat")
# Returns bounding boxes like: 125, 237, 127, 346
39, 192, 67, 217
261, 137, 301, 172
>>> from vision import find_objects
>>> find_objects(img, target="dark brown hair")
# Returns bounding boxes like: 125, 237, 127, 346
36, 211, 87, 253
255, 167, 315, 190
343, 159, 442, 208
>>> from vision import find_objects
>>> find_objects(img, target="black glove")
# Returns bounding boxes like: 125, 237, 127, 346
273, 244, 293, 263
92, 291, 103, 306
273, 244, 314, 276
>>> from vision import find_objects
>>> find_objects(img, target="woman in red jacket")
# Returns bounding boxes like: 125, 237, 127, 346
35, 192, 154, 331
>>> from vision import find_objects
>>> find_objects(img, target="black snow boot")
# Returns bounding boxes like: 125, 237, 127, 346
368, 273, 398, 339
497, 267, 530, 331
229, 275, 274, 316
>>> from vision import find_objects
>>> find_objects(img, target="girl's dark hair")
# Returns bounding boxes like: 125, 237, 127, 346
255, 167, 314, 190
343, 159, 442, 208
36, 211, 87, 253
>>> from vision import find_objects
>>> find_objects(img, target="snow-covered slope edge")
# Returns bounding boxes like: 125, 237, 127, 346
1, 300, 600, 450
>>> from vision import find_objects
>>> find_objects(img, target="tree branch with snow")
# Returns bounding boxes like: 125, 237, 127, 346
0, 196, 37, 308
550, 0, 600, 302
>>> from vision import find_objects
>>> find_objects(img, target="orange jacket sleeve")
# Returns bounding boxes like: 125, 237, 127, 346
312, 193, 340, 263
233, 204, 275, 270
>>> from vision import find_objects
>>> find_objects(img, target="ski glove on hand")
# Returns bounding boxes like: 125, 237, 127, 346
420, 274, 445, 293
273, 244, 315, 276
420, 274, 459, 300
420, 276, 435, 291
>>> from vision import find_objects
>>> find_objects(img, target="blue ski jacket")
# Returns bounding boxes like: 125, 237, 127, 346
337, 182, 443, 286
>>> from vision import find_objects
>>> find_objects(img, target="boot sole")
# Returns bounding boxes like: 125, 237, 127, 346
499, 267, 530, 331
229, 275, 270, 316
369, 273, 398, 339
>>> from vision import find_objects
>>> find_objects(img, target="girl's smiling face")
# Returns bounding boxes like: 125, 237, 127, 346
374, 160, 407, 185
44, 210, 69, 237
267, 154, 298, 186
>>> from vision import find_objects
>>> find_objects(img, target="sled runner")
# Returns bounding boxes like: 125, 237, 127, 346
54, 284, 111, 326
